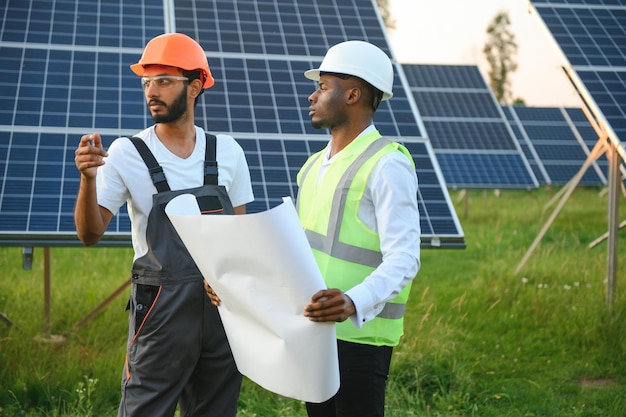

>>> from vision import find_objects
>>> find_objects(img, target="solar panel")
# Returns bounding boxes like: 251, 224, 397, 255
529, 0, 626, 162
402, 64, 539, 189
504, 105, 607, 186
517, 2, 625, 297
0, 0, 465, 249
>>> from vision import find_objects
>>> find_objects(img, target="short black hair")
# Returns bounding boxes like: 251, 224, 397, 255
182, 69, 204, 106
319, 71, 352, 80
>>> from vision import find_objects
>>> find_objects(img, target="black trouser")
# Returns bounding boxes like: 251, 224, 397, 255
306, 340, 393, 417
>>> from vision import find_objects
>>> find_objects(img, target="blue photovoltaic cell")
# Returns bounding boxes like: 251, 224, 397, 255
563, 106, 608, 165
421, 120, 517, 151
0, 131, 131, 238
403, 64, 538, 188
403, 63, 487, 89
1, 0, 164, 48
435, 153, 538, 189
239, 136, 463, 245
0, 47, 150, 129
504, 105, 607, 186
575, 69, 626, 144
0, 0, 464, 248
530, 1, 626, 67
196, 57, 422, 137
530, 1, 626, 162
175, 0, 390, 58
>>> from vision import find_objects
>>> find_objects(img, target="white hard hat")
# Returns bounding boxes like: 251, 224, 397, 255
304, 40, 393, 100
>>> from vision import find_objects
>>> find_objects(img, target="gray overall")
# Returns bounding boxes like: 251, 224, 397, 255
118, 133, 241, 417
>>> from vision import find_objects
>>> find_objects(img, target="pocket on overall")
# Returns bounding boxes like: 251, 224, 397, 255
197, 195, 224, 214
133, 283, 161, 335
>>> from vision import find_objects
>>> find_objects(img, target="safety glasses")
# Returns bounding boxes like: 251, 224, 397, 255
141, 75, 189, 89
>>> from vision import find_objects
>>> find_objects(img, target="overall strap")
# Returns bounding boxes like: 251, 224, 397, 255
128, 133, 218, 193
204, 132, 218, 186
128, 136, 170, 193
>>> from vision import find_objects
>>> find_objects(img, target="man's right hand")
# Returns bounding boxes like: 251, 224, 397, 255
75, 133, 108, 178
73, 132, 112, 246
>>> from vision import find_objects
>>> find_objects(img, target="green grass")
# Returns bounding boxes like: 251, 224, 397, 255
1, 187, 626, 416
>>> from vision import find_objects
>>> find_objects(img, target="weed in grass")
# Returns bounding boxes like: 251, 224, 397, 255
72, 376, 98, 416
1, 375, 98, 417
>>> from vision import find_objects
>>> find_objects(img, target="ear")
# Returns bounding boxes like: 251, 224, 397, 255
189, 79, 203, 99
345, 87, 362, 105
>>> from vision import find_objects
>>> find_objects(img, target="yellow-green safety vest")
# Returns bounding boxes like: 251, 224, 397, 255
296, 130, 415, 346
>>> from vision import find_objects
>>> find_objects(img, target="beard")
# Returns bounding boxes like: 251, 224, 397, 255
148, 87, 188, 123
310, 118, 326, 130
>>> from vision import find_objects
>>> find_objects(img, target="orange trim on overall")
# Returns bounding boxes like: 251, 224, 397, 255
125, 285, 163, 380
200, 208, 224, 214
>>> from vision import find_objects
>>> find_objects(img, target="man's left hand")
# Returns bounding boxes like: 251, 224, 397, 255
204, 280, 221, 307
303, 288, 355, 322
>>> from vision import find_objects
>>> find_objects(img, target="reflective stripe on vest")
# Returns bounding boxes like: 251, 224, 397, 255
297, 138, 405, 320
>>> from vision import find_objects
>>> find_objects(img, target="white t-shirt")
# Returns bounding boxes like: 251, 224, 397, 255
96, 125, 254, 259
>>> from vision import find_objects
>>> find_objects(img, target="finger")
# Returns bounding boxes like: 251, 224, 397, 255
305, 303, 343, 318
307, 311, 348, 323
79, 133, 93, 145
91, 132, 103, 149
77, 134, 107, 157
310, 289, 326, 302
204, 283, 221, 306
316, 294, 344, 309
211, 295, 221, 307
79, 133, 95, 147
311, 288, 341, 302
304, 294, 340, 314
75, 148, 106, 167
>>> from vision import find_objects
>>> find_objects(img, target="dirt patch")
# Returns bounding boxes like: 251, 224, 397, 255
577, 378, 617, 387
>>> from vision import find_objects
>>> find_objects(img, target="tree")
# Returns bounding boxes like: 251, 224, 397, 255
483, 11, 518, 103
376, 0, 395, 29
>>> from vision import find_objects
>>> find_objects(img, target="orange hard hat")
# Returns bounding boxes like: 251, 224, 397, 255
130, 33, 215, 89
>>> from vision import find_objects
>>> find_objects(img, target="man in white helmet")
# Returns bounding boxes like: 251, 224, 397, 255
298, 40, 421, 417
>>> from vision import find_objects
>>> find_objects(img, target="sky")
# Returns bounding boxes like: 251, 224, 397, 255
386, 0, 581, 107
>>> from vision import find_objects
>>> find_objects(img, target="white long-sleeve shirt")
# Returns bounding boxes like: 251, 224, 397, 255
317, 125, 421, 327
